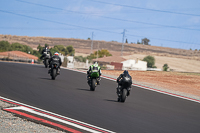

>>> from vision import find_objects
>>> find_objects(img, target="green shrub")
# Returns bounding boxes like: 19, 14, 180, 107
0, 41, 11, 52
163, 64, 169, 71
87, 49, 112, 60
142, 55, 156, 68
0, 41, 40, 60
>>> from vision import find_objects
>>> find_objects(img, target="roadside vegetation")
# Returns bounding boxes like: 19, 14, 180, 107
37, 44, 75, 56
75, 49, 112, 62
0, 40, 41, 58
163, 64, 169, 71
0, 41, 76, 60
142, 55, 157, 68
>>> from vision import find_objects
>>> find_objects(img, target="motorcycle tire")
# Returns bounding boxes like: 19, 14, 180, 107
45, 59, 48, 68
90, 79, 96, 91
51, 68, 56, 80
121, 89, 127, 102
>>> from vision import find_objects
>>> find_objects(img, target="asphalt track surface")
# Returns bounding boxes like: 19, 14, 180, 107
0, 62, 200, 133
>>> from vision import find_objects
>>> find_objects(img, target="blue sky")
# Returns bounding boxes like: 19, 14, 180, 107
0, 0, 200, 50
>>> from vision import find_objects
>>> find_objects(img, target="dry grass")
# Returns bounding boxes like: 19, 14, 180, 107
123, 54, 200, 72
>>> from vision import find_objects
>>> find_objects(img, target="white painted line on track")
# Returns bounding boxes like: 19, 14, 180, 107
5, 106, 103, 133
61, 67, 200, 104
0, 96, 116, 133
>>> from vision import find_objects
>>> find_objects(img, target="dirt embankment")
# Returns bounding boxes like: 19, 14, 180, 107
0, 51, 38, 60
102, 70, 200, 99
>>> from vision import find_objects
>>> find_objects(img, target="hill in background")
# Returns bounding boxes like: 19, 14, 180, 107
1, 34, 200, 72
1, 34, 199, 60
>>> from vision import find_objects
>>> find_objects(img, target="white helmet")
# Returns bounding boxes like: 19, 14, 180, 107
94, 61, 98, 66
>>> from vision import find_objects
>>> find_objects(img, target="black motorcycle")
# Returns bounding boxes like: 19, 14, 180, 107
50, 63, 59, 80
43, 53, 50, 68
117, 76, 132, 102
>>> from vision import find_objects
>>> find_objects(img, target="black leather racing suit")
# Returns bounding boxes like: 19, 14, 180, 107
40, 48, 52, 60
48, 55, 62, 73
116, 73, 132, 96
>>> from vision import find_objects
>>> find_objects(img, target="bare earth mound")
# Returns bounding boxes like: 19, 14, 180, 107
0, 51, 38, 60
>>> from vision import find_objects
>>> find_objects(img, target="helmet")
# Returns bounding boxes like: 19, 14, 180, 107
93, 61, 98, 66
54, 52, 59, 56
123, 70, 129, 76
45, 46, 49, 50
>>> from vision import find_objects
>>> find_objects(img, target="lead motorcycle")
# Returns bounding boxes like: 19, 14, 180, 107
117, 76, 132, 102
43, 53, 50, 68
87, 71, 100, 91
49, 62, 59, 80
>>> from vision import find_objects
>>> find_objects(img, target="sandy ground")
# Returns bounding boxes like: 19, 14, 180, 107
102, 70, 200, 100
123, 54, 200, 72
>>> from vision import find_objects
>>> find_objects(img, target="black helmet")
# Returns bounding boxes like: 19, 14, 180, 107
123, 70, 129, 76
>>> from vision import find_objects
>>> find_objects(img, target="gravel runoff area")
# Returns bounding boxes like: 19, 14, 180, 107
0, 100, 65, 133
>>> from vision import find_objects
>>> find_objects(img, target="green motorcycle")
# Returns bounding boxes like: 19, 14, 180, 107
88, 71, 100, 91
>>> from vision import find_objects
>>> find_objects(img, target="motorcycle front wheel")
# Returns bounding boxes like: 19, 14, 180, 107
121, 89, 127, 102
45, 59, 48, 68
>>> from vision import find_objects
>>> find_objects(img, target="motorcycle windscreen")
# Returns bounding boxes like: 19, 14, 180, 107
90, 72, 99, 78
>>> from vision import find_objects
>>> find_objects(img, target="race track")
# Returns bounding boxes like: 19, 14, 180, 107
0, 62, 200, 133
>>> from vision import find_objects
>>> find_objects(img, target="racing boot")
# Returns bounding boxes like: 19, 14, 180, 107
48, 68, 51, 74
116, 86, 121, 96
87, 75, 90, 84
57, 68, 60, 75
127, 87, 131, 96
97, 77, 101, 85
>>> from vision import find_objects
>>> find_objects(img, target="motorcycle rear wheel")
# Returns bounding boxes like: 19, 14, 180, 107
51, 68, 56, 80
90, 79, 96, 91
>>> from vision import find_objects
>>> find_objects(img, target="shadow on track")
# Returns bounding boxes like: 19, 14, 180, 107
104, 99, 118, 103
76, 88, 91, 91
39, 77, 52, 80
39, 67, 46, 68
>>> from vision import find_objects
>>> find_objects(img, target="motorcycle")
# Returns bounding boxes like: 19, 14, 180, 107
117, 76, 132, 102
87, 72, 100, 91
43, 53, 50, 68
50, 63, 59, 80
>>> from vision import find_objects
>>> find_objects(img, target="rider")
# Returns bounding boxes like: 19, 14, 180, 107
87, 61, 101, 85
40, 46, 52, 60
48, 52, 62, 74
116, 70, 132, 96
